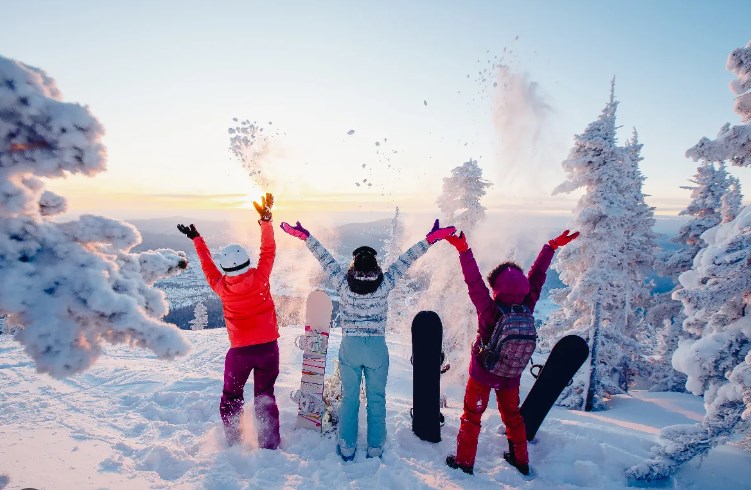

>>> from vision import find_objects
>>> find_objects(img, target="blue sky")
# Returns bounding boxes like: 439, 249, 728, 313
1, 0, 749, 218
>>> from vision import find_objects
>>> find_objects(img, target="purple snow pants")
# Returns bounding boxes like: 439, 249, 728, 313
220, 340, 281, 449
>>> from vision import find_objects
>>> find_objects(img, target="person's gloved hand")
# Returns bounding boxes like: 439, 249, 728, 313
445, 231, 469, 253
253, 193, 274, 222
549, 230, 580, 250
280, 221, 310, 240
177, 224, 200, 240
426, 219, 456, 244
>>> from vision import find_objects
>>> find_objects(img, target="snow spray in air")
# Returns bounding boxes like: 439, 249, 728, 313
228, 119, 283, 188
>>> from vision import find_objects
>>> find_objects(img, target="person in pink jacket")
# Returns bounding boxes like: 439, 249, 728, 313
444, 229, 579, 475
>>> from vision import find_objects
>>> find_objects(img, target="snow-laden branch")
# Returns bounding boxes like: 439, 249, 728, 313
0, 55, 189, 377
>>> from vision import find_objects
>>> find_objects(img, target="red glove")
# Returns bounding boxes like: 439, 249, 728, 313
549, 230, 579, 250
444, 231, 469, 253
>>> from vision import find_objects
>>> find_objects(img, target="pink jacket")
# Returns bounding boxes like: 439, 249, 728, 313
458, 244, 554, 389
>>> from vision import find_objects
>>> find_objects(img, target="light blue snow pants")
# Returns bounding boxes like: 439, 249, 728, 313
338, 335, 389, 452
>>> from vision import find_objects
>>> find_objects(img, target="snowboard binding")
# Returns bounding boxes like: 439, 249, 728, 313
295, 332, 329, 354
290, 389, 325, 417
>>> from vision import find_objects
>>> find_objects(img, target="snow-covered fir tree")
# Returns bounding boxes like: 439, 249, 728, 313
621, 129, 658, 351
629, 39, 751, 481
663, 162, 729, 278
721, 171, 743, 223
384, 207, 416, 332
190, 302, 208, 331
544, 81, 656, 409
0, 55, 189, 377
649, 161, 742, 391
427, 159, 492, 372
435, 159, 492, 233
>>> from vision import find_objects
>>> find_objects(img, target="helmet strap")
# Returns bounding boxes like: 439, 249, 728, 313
221, 260, 251, 272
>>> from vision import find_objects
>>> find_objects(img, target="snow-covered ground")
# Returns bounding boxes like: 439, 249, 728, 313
1, 328, 749, 490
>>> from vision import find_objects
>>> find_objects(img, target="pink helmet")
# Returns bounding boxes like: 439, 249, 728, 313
491, 266, 530, 305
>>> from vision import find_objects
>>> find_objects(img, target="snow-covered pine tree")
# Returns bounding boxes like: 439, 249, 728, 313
649, 161, 741, 391
429, 159, 492, 372
384, 207, 415, 332
435, 159, 492, 233
0, 55, 189, 377
647, 299, 688, 392
721, 171, 743, 223
190, 302, 208, 330
628, 39, 751, 481
621, 129, 658, 362
545, 81, 654, 409
663, 162, 728, 278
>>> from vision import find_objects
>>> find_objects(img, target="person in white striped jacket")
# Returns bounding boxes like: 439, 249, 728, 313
281, 219, 455, 461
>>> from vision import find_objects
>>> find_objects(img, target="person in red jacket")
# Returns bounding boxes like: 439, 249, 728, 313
443, 229, 579, 475
177, 193, 280, 449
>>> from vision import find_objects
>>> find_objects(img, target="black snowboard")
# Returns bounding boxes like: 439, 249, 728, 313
520, 335, 589, 441
411, 310, 443, 443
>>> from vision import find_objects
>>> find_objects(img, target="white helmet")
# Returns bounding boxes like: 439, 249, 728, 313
219, 244, 251, 276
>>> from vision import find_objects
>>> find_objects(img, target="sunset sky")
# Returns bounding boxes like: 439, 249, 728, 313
1, 0, 749, 220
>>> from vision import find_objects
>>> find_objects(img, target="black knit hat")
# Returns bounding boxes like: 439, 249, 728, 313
352, 246, 377, 257
352, 246, 378, 272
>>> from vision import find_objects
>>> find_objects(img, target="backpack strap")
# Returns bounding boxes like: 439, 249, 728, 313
483, 304, 531, 346
498, 333, 538, 345
498, 303, 512, 316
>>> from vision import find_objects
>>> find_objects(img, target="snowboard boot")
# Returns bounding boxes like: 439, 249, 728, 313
503, 440, 530, 476
366, 446, 383, 459
446, 455, 474, 475
337, 444, 356, 462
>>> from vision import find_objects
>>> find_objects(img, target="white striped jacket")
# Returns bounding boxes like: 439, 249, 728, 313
306, 235, 430, 336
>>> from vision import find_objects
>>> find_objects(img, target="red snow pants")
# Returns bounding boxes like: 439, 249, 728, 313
455, 375, 528, 468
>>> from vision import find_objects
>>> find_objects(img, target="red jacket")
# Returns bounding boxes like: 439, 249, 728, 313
193, 221, 278, 348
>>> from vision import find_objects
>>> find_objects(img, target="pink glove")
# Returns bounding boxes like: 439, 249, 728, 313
549, 230, 579, 250
444, 231, 469, 253
426, 219, 456, 244
280, 221, 310, 240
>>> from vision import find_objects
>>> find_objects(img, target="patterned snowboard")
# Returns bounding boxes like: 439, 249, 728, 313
291, 290, 333, 431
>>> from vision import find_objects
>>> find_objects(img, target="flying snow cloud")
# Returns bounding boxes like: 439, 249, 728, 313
0, 56, 189, 377
228, 118, 285, 189
492, 65, 555, 183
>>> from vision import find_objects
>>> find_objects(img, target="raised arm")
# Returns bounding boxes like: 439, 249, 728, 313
305, 234, 346, 288
527, 230, 580, 309
253, 193, 275, 280
382, 239, 430, 289
280, 221, 346, 289
177, 224, 223, 291
446, 232, 497, 335
255, 221, 276, 280
526, 243, 554, 308
193, 236, 223, 291
383, 219, 456, 289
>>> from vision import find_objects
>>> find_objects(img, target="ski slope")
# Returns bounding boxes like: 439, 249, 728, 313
1, 327, 749, 490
